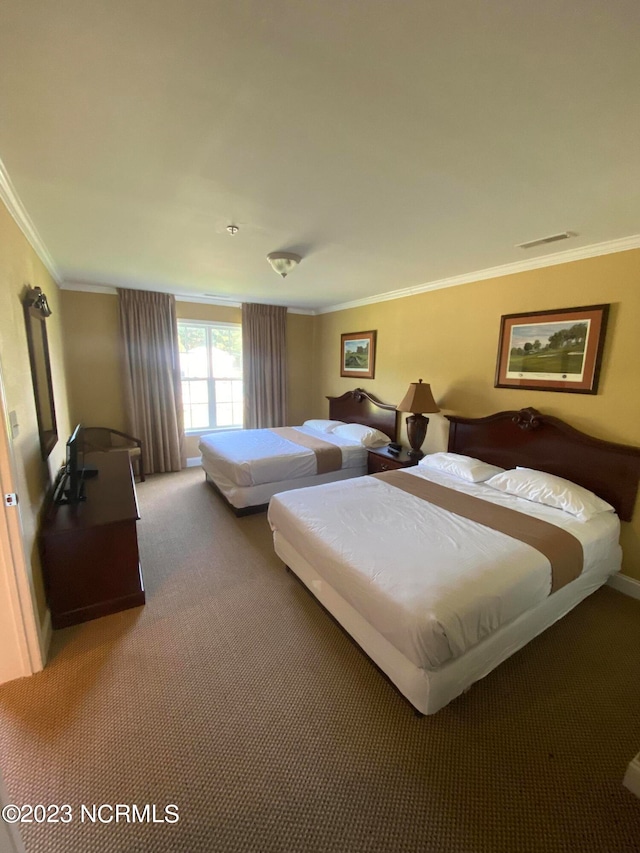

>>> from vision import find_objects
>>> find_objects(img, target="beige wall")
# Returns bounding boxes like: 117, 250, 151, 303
0, 201, 71, 622
62, 290, 126, 432
285, 312, 316, 428
315, 249, 640, 579
61, 292, 316, 459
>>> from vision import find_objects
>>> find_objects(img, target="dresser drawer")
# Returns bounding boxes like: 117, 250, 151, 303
367, 449, 417, 474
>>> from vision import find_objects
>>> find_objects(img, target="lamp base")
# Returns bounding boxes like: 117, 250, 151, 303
406, 414, 429, 459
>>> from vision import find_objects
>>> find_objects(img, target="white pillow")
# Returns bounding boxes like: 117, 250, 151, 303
484, 467, 615, 522
332, 423, 390, 448
302, 419, 345, 434
419, 452, 505, 483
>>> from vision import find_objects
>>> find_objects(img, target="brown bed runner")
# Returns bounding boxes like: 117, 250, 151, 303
373, 470, 584, 593
269, 428, 343, 475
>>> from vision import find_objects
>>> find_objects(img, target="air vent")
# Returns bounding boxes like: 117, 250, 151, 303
517, 231, 576, 250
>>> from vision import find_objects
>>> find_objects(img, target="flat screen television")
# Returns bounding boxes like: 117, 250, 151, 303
65, 423, 84, 503
53, 424, 98, 505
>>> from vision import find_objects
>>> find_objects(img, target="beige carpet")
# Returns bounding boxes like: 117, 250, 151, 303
1, 467, 639, 852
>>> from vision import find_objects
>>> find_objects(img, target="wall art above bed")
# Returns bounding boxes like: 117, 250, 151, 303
495, 304, 609, 394
340, 330, 377, 379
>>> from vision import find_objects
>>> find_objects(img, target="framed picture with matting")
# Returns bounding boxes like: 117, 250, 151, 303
495, 304, 609, 394
340, 330, 377, 380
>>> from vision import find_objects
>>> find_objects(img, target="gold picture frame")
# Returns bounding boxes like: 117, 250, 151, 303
340, 330, 377, 380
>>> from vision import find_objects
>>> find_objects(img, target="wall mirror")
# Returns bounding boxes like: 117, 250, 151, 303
23, 286, 58, 459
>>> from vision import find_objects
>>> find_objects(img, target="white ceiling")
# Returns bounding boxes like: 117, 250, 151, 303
1, 1, 639, 311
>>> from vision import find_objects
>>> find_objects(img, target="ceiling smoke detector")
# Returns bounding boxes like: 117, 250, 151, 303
267, 251, 302, 278
226, 225, 239, 235
516, 231, 577, 250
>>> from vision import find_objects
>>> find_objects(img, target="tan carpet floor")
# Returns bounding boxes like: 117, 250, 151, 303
1, 467, 639, 852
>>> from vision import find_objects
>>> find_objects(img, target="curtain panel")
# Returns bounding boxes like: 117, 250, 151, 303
242, 303, 288, 429
118, 289, 184, 473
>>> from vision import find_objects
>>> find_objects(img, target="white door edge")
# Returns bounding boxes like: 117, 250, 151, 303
0, 355, 45, 682
0, 766, 27, 853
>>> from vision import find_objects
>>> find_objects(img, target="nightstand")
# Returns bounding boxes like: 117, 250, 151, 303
367, 446, 419, 474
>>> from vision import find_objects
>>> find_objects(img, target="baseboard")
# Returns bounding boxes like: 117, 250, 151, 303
607, 573, 640, 601
39, 608, 52, 667
186, 457, 202, 468
623, 753, 640, 799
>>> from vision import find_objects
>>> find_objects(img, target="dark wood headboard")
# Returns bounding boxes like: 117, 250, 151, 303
447, 407, 640, 522
327, 388, 399, 442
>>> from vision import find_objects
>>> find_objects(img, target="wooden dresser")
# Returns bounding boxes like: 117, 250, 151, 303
40, 451, 145, 629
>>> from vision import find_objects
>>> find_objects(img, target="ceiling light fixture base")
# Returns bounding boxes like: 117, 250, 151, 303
267, 251, 302, 278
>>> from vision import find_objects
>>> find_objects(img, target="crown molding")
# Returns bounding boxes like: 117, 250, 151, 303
317, 234, 640, 315
177, 292, 315, 315
60, 280, 316, 314
180, 293, 241, 307
0, 156, 62, 284
60, 281, 117, 296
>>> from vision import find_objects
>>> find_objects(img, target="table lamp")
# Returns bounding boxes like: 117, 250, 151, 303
397, 379, 440, 459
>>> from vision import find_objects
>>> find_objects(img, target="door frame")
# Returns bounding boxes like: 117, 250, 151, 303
0, 355, 45, 682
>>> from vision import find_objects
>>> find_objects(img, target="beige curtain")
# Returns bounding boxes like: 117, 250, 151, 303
118, 289, 184, 473
242, 303, 287, 429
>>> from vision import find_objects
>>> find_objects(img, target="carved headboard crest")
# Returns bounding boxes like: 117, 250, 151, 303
512, 407, 542, 431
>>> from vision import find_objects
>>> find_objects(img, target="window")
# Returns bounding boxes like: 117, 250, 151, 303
178, 321, 243, 431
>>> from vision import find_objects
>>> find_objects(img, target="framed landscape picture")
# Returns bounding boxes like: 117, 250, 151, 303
340, 330, 377, 379
495, 304, 609, 394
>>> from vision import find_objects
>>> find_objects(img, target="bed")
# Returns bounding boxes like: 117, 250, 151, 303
268, 407, 640, 715
199, 388, 399, 515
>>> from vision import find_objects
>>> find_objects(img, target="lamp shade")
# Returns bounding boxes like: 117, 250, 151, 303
397, 379, 440, 414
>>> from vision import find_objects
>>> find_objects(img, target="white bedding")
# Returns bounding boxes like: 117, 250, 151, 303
199, 426, 366, 487
267, 466, 621, 671
202, 462, 367, 510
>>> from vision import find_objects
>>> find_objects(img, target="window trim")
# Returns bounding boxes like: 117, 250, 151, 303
178, 319, 243, 433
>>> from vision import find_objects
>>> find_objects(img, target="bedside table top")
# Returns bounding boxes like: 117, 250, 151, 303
368, 446, 417, 466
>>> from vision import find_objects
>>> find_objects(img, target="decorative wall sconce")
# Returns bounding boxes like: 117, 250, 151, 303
24, 286, 52, 318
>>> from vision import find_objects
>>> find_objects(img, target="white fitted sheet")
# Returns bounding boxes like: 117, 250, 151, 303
267, 467, 621, 671
202, 459, 367, 509
199, 426, 366, 487
273, 530, 618, 715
